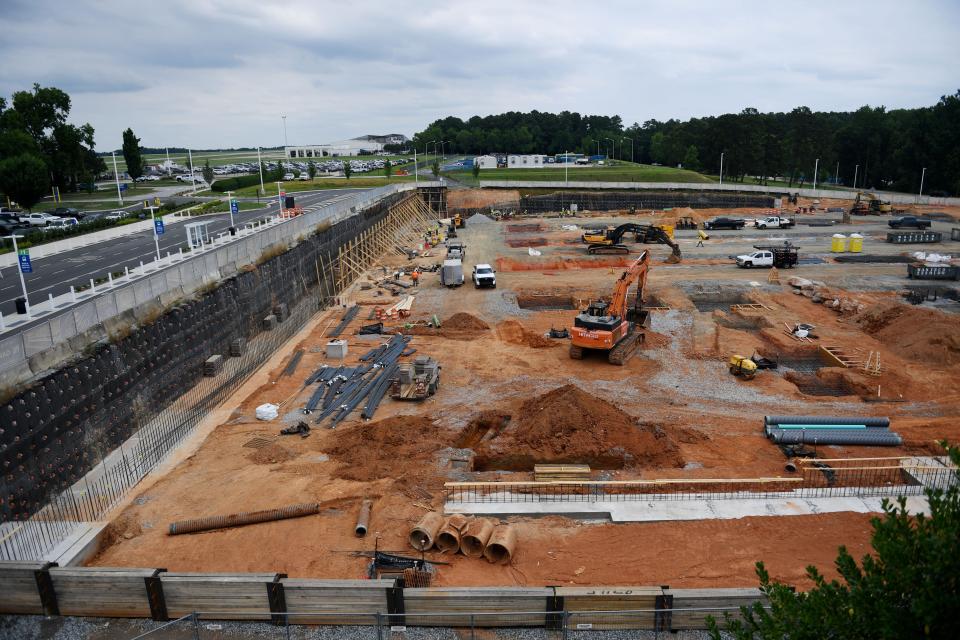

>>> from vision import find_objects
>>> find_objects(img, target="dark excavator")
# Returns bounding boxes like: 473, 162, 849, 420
584, 223, 682, 262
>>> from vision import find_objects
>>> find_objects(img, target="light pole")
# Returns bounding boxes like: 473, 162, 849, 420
853, 164, 859, 190
4, 233, 29, 316
282, 115, 288, 148
226, 191, 235, 229
257, 147, 265, 194
834, 161, 839, 186
276, 181, 284, 215
564, 150, 568, 185
188, 149, 197, 194
719, 152, 724, 186
813, 158, 820, 190
604, 137, 615, 161
145, 206, 161, 261
919, 167, 927, 200
414, 147, 418, 184
111, 151, 124, 205
622, 137, 634, 163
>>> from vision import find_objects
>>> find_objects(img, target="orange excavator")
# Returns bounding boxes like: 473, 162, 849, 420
569, 250, 651, 365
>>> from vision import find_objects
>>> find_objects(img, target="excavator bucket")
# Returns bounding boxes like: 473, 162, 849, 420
663, 254, 681, 264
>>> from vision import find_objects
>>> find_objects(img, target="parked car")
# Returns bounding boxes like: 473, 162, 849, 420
703, 217, 745, 230
888, 216, 932, 229
472, 264, 496, 288
298, 173, 310, 181
105, 210, 128, 221
51, 207, 85, 220
283, 173, 295, 181
20, 212, 61, 226
44, 217, 79, 230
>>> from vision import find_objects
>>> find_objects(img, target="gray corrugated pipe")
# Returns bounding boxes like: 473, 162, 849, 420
765, 415, 890, 428
768, 428, 902, 446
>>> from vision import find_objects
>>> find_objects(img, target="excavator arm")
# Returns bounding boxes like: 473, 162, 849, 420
608, 251, 650, 319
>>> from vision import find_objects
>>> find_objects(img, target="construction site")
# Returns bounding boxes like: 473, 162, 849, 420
2, 184, 959, 636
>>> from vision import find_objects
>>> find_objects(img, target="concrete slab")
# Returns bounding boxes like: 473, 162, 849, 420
446, 495, 930, 523
46, 521, 110, 566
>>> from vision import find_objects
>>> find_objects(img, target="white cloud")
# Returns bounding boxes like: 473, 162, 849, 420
1, 0, 957, 150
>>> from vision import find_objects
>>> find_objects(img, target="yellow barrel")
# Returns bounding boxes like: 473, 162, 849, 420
831, 234, 847, 253
848, 233, 863, 253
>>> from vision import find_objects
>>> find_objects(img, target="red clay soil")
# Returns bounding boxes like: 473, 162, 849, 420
402, 313, 490, 341
444, 313, 491, 331
475, 384, 683, 470
854, 301, 960, 366
248, 442, 294, 465
326, 415, 445, 481
497, 256, 635, 272
496, 320, 559, 348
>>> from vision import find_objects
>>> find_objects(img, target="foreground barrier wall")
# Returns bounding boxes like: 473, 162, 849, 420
0, 186, 440, 524
0, 563, 765, 631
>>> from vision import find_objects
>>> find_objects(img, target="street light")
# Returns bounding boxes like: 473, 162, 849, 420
276, 181, 284, 216
604, 137, 615, 161
622, 137, 634, 163
564, 150, 568, 185
282, 115, 288, 148
145, 206, 161, 261
440, 140, 448, 160
919, 167, 927, 200
3, 233, 30, 317
813, 158, 820, 190
188, 149, 197, 194
719, 152, 724, 186
111, 151, 123, 205
257, 147, 265, 194
853, 164, 859, 189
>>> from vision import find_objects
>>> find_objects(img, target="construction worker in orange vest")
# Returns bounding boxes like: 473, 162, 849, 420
411, 269, 420, 288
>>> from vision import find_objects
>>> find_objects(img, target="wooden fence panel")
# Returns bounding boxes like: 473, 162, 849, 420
282, 578, 392, 624
0, 561, 48, 614
160, 572, 278, 620
558, 586, 663, 629
49, 567, 157, 617
403, 587, 551, 627
665, 587, 765, 630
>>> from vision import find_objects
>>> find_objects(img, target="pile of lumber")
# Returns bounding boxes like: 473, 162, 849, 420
534, 464, 590, 482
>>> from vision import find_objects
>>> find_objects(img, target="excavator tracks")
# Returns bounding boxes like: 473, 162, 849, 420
588, 244, 630, 255
607, 331, 644, 366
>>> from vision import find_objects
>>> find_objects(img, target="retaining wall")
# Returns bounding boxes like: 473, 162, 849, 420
0, 186, 440, 523
0, 562, 764, 632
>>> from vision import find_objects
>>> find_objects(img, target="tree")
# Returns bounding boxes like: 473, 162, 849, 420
472, 160, 481, 181
343, 162, 353, 180
682, 145, 700, 170
201, 159, 213, 185
649, 132, 666, 164
431, 159, 440, 178
0, 153, 50, 210
307, 161, 316, 179
121, 127, 144, 184
383, 159, 392, 180
711, 442, 960, 640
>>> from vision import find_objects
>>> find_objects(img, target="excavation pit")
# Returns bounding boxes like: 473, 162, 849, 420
785, 372, 856, 397
515, 293, 579, 311
505, 237, 549, 248
688, 291, 753, 313
506, 223, 543, 233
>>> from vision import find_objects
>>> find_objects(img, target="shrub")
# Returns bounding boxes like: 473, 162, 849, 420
211, 174, 262, 193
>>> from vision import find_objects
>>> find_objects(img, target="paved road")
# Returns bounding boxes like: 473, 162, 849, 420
0, 189, 369, 316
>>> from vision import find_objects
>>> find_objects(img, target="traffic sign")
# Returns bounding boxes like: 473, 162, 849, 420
154, 219, 165, 235
230, 199, 239, 214
280, 191, 286, 197
17, 248, 32, 274
119, 183, 128, 192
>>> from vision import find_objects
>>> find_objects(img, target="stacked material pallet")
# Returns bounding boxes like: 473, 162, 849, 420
283, 579, 393, 624
161, 573, 278, 620
558, 586, 662, 630
665, 588, 765, 630
534, 464, 591, 482
50, 567, 158, 617
0, 561, 48, 614
763, 415, 901, 446
203, 355, 223, 377
403, 587, 551, 626
886, 230, 942, 244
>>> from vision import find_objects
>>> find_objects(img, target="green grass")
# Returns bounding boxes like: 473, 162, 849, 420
228, 176, 420, 198
703, 175, 847, 191
106, 151, 429, 173
445, 162, 714, 184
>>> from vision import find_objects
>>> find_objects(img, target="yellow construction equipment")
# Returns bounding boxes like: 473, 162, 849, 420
728, 355, 758, 380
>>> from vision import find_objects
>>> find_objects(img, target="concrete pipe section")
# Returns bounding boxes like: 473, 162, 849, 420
168, 502, 320, 535
409, 512, 445, 551
483, 524, 518, 565
460, 518, 494, 558
355, 499, 373, 537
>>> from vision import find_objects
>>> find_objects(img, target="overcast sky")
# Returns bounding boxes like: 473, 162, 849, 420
1, 0, 957, 151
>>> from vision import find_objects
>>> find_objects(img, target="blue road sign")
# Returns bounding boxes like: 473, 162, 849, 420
18, 248, 32, 273
154, 219, 165, 235
230, 199, 239, 214
119, 183, 128, 192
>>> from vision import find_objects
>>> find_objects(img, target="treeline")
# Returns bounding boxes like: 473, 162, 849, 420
413, 91, 960, 195
0, 84, 105, 208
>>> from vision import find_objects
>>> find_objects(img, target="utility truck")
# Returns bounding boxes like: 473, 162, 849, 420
755, 216, 794, 229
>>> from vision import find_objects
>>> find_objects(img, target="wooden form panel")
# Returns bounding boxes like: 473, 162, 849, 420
403, 587, 551, 627
160, 572, 278, 620
0, 561, 48, 614
282, 578, 392, 624
49, 567, 157, 617
665, 587, 765, 630
557, 586, 663, 630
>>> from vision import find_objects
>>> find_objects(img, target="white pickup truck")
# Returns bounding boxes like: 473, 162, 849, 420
735, 250, 775, 268
472, 264, 496, 288
755, 216, 794, 229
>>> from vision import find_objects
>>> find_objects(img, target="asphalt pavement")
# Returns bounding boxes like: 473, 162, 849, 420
0, 189, 368, 316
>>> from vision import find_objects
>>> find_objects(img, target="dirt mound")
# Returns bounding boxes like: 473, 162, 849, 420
448, 188, 520, 210
854, 301, 960, 366
496, 320, 559, 348
248, 442, 294, 465
445, 313, 490, 331
326, 415, 444, 481
475, 385, 683, 469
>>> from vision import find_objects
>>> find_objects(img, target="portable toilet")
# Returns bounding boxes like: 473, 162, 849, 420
831, 234, 847, 253
848, 233, 863, 253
